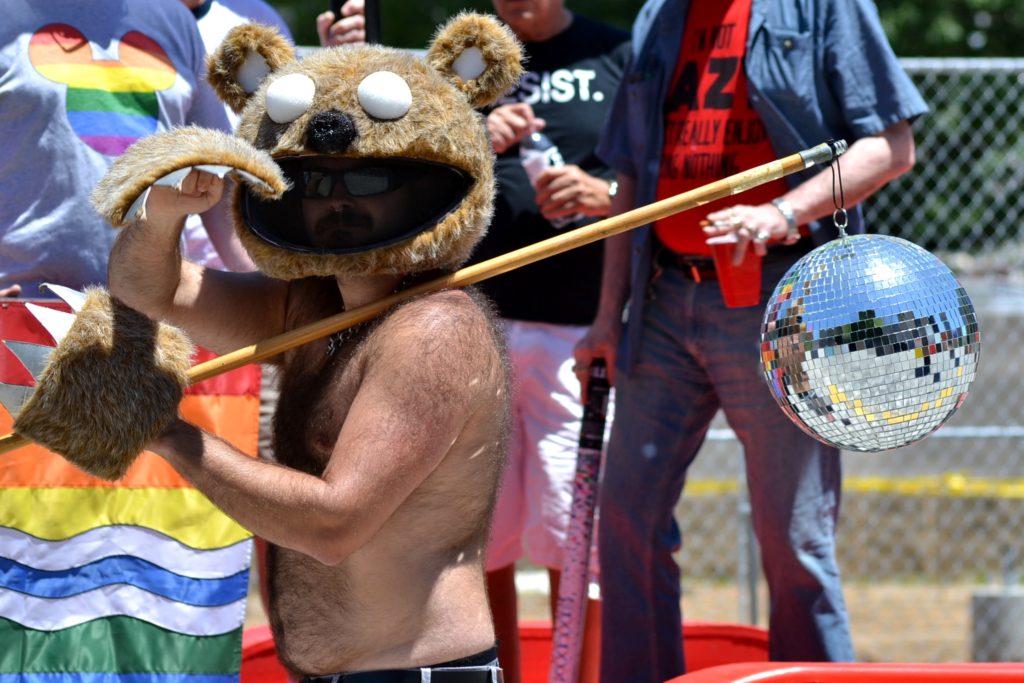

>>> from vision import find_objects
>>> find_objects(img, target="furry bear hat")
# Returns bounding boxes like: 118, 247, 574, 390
201, 14, 522, 280
51, 13, 519, 481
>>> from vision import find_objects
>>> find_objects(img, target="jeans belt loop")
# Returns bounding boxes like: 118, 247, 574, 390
655, 248, 716, 282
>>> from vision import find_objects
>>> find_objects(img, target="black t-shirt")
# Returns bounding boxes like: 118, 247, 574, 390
469, 14, 630, 325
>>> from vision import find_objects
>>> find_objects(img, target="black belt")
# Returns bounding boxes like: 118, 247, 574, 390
655, 249, 717, 282
300, 648, 499, 683
302, 671, 494, 683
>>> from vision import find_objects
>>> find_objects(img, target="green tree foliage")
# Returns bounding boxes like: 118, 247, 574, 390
878, 0, 1024, 57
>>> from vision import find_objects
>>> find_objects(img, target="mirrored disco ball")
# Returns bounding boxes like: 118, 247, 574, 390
760, 234, 981, 452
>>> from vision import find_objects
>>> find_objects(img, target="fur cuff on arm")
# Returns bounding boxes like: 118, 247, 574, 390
91, 126, 288, 227
14, 288, 194, 481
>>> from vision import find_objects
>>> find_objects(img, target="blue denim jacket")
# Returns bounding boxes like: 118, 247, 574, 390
596, 0, 928, 372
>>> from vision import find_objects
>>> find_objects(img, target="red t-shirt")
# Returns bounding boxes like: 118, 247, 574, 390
654, 0, 789, 255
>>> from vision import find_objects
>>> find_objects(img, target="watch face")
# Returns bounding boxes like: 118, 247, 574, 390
772, 198, 792, 219
771, 199, 801, 244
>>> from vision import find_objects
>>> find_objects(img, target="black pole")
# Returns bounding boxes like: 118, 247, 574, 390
329, 0, 381, 45
364, 0, 382, 45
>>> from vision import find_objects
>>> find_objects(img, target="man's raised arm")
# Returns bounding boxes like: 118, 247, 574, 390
108, 170, 287, 354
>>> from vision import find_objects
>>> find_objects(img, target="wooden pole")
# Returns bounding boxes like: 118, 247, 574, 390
0, 141, 843, 455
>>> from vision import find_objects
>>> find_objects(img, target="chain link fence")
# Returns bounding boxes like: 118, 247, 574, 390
677, 58, 1024, 662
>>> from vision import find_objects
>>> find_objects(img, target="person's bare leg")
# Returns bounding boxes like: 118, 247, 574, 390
548, 568, 603, 683
487, 564, 522, 683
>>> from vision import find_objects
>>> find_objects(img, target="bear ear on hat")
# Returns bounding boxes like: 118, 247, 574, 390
425, 12, 524, 109
207, 23, 296, 114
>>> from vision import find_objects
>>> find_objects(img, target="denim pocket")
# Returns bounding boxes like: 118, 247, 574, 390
758, 25, 815, 109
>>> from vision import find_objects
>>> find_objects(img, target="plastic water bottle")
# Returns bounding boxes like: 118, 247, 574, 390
519, 131, 580, 229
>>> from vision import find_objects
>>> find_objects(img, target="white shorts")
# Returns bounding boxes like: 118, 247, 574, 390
485, 320, 612, 574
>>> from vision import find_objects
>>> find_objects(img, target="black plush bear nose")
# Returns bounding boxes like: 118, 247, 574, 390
306, 110, 358, 154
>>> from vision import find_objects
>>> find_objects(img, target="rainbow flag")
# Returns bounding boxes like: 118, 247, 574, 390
29, 23, 178, 156
0, 301, 260, 683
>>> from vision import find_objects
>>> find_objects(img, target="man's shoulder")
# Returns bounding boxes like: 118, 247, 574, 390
24, 0, 201, 37
127, 0, 203, 33
385, 288, 499, 341
215, 0, 280, 16
365, 288, 506, 391
214, 0, 292, 37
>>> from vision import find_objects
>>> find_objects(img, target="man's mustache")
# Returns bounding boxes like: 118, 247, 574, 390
306, 208, 377, 248
315, 208, 374, 232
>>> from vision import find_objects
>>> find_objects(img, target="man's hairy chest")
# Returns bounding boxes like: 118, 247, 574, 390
272, 328, 369, 474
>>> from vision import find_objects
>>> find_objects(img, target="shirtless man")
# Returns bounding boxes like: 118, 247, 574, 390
86, 15, 521, 682
107, 168, 507, 676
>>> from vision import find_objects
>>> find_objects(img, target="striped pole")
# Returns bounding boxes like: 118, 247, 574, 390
549, 358, 610, 683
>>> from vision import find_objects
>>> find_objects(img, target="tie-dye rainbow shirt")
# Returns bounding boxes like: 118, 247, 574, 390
0, 2, 230, 293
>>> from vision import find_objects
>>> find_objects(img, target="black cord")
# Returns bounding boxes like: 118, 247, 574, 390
827, 139, 849, 235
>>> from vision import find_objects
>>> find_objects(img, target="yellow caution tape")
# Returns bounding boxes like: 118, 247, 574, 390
686, 473, 1024, 499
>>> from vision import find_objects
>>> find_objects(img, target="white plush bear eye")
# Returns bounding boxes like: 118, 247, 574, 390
237, 49, 271, 94
357, 71, 412, 120
452, 47, 486, 81
266, 73, 316, 124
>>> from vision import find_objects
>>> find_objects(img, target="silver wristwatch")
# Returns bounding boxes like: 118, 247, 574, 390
771, 197, 801, 245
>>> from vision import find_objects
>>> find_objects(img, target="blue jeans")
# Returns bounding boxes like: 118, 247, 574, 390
597, 252, 853, 683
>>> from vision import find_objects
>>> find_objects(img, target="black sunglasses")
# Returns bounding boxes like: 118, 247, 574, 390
302, 164, 421, 199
